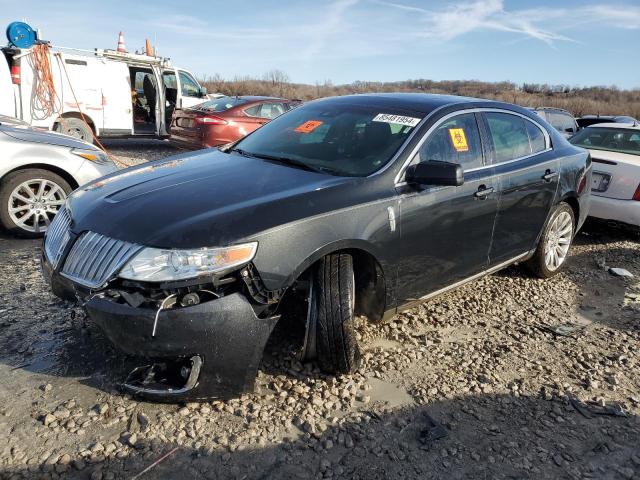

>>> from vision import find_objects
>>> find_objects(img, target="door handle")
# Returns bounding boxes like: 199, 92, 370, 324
542, 170, 559, 182
474, 185, 494, 199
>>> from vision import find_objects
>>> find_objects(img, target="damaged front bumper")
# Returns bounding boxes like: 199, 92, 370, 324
42, 254, 278, 402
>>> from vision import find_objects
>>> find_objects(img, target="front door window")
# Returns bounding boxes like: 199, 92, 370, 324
178, 71, 201, 98
416, 113, 484, 170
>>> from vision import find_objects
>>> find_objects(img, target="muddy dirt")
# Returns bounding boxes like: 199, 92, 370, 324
0, 143, 639, 479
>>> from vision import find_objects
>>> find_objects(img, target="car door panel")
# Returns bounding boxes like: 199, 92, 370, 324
489, 153, 559, 262
481, 112, 559, 264
395, 112, 499, 305
396, 167, 500, 304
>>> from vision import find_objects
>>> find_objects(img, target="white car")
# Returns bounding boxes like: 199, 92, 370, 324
569, 123, 640, 228
0, 114, 117, 237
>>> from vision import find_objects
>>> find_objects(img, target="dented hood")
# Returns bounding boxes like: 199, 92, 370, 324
67, 149, 354, 248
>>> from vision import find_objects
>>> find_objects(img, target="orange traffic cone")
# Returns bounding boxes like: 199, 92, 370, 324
117, 32, 126, 53
145, 39, 154, 56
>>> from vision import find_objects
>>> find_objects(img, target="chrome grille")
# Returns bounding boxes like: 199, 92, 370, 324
61, 232, 141, 288
44, 208, 72, 268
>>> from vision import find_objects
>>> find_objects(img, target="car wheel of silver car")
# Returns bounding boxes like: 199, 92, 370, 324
303, 253, 361, 374
0, 169, 71, 238
527, 202, 575, 278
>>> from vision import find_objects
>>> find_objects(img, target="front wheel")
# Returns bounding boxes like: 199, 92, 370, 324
304, 253, 361, 374
526, 202, 575, 278
0, 169, 71, 237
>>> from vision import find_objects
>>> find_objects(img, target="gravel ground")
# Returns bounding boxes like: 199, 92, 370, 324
0, 142, 639, 480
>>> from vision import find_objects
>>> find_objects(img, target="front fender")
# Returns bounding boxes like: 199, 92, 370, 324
247, 197, 400, 302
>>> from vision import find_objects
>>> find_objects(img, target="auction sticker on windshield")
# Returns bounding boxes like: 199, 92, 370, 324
372, 113, 421, 127
295, 120, 323, 133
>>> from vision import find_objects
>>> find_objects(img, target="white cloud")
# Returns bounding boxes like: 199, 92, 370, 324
301, 0, 360, 60
374, 0, 639, 45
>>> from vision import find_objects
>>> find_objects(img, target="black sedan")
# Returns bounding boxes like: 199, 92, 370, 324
42, 93, 591, 401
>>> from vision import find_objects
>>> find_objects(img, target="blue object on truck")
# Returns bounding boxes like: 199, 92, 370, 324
6, 21, 37, 48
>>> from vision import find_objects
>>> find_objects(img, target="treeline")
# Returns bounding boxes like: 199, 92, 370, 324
201, 71, 640, 119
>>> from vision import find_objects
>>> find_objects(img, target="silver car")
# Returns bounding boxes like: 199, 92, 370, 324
0, 115, 117, 237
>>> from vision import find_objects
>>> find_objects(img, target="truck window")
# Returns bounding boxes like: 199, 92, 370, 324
178, 71, 200, 98
163, 71, 177, 89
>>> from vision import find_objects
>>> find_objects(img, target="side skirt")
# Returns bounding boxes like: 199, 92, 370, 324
385, 251, 532, 320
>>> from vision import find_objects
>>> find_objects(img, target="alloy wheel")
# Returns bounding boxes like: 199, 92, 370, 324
544, 211, 573, 272
8, 179, 67, 233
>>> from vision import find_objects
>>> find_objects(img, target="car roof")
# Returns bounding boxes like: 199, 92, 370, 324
587, 123, 640, 130
310, 93, 506, 114
528, 106, 572, 114
579, 115, 636, 121
236, 95, 289, 102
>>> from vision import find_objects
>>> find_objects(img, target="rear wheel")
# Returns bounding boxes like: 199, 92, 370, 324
304, 253, 360, 374
527, 202, 575, 278
0, 169, 71, 237
55, 117, 93, 143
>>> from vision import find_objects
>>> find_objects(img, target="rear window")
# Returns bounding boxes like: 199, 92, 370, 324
570, 127, 640, 156
234, 103, 423, 176
193, 97, 249, 112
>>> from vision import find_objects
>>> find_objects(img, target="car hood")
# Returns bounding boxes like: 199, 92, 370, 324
68, 149, 357, 248
1, 125, 96, 149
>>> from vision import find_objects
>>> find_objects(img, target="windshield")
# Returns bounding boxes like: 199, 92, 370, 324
233, 102, 423, 176
570, 127, 640, 156
193, 97, 249, 112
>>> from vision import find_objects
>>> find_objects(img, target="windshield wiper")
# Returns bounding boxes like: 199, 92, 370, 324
230, 149, 332, 174
229, 147, 254, 157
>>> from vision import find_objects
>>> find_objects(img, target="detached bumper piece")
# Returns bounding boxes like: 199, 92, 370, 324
86, 293, 278, 402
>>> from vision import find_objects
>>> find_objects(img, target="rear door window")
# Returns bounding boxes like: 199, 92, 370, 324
526, 121, 547, 154
416, 113, 484, 170
484, 112, 533, 162
245, 102, 288, 119
258, 102, 287, 119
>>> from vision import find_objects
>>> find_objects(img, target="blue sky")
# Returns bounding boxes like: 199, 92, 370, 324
3, 0, 640, 88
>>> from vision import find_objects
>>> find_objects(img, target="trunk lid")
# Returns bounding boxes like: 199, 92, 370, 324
589, 149, 640, 200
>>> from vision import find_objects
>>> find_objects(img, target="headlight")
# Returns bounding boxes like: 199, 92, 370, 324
71, 148, 111, 165
118, 242, 258, 282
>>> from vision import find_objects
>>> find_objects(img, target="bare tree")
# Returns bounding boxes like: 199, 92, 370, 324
198, 74, 640, 118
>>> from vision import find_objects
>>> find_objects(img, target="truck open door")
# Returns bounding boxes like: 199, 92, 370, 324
101, 61, 133, 136
0, 52, 17, 117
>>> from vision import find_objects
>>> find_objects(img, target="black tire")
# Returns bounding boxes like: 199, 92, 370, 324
55, 117, 94, 143
526, 202, 575, 279
309, 253, 361, 374
0, 169, 72, 238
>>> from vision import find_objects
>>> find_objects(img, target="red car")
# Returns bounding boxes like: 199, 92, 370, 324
169, 96, 300, 149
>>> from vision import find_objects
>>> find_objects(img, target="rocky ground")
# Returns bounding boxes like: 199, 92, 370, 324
0, 141, 639, 479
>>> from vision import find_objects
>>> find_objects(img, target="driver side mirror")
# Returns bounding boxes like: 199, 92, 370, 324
405, 161, 464, 187
199, 86, 208, 98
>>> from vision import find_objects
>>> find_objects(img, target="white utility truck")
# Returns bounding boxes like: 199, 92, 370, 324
0, 46, 207, 141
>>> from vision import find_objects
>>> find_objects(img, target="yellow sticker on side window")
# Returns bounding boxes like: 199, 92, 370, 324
449, 128, 469, 152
